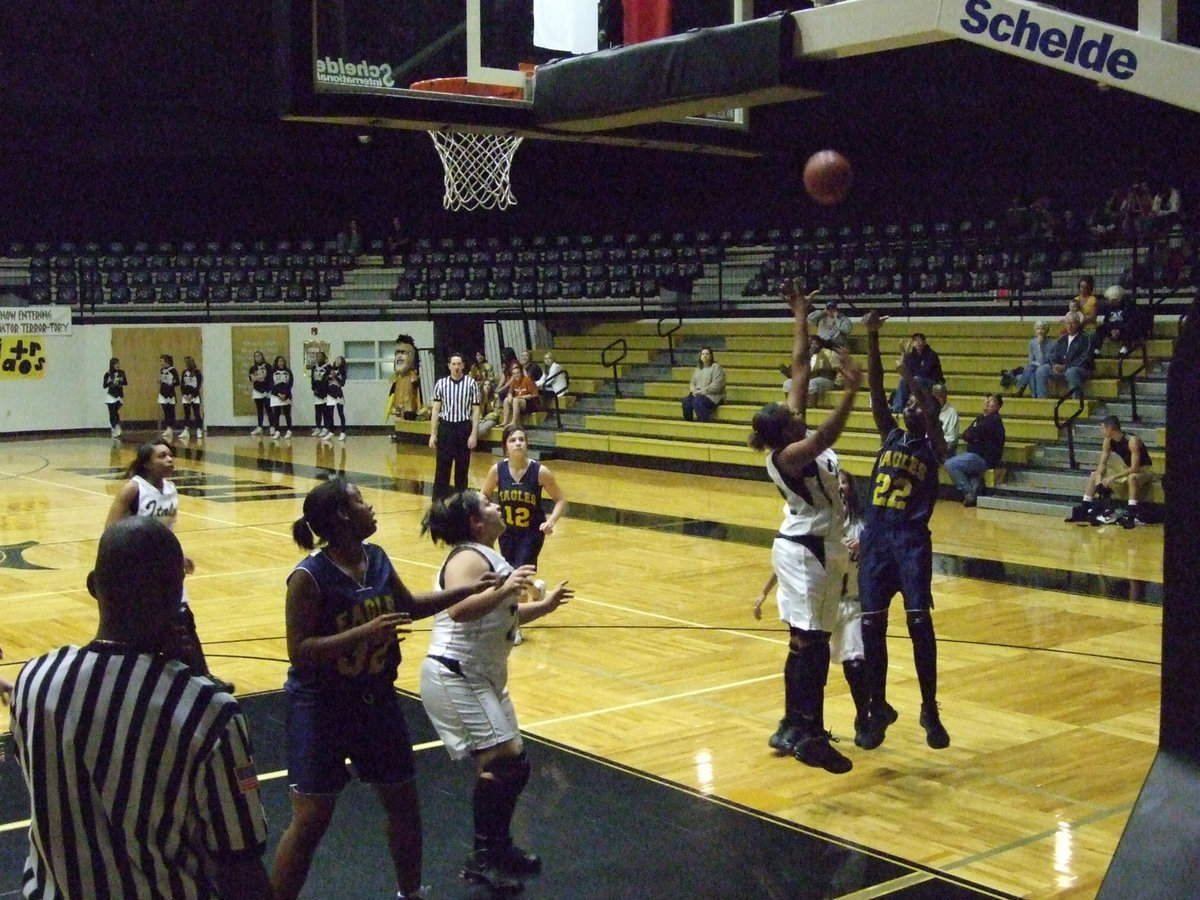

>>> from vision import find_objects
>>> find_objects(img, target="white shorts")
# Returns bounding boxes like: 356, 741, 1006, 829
830, 596, 863, 663
252, 389, 269, 401
269, 396, 291, 408
772, 537, 846, 633
419, 656, 518, 760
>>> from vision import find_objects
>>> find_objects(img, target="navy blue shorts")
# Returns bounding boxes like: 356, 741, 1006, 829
499, 528, 545, 569
285, 681, 415, 794
858, 525, 934, 614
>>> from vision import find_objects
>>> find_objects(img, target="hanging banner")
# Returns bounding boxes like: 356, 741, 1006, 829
0, 336, 47, 379
0, 306, 73, 336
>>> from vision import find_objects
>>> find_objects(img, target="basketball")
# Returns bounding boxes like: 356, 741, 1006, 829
803, 150, 853, 205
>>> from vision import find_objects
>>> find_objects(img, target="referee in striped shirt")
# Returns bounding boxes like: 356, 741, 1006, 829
429, 350, 481, 501
10, 517, 272, 900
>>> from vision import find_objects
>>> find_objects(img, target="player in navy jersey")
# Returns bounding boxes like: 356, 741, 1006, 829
270, 478, 500, 900
749, 282, 864, 774
856, 310, 950, 751
480, 425, 567, 569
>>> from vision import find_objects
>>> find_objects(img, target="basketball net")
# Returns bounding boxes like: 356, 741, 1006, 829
428, 131, 524, 212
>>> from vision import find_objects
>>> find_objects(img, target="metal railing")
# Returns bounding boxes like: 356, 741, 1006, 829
1053, 386, 1088, 470
656, 315, 682, 366
601, 338, 628, 397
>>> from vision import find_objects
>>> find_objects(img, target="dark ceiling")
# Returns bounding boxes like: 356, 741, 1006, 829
1, 2, 1197, 242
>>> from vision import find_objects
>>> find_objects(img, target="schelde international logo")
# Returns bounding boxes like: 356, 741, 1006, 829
315, 56, 396, 88
960, 0, 1138, 80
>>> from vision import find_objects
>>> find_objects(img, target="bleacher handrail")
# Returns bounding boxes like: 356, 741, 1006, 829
1053, 387, 1087, 469
655, 315, 682, 367
601, 338, 628, 398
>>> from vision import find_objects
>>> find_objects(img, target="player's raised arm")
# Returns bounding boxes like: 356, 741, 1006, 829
863, 310, 897, 439
785, 281, 818, 416
902, 357, 948, 462
777, 349, 862, 473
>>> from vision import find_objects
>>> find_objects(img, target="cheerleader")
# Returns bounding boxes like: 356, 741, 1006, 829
308, 351, 331, 438
180, 356, 204, 441
248, 350, 271, 435
270, 355, 294, 440
102, 357, 127, 439
158, 354, 180, 440
325, 355, 348, 441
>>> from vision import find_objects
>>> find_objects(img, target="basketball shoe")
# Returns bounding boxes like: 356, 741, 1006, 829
461, 850, 524, 894
920, 703, 950, 749
792, 731, 853, 774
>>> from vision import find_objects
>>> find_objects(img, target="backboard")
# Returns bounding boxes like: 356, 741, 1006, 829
284, 0, 765, 151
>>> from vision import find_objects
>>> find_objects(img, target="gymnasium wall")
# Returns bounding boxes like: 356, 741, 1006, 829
0, 319, 435, 435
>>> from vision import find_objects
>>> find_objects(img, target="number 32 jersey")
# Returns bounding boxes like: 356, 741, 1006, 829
866, 427, 940, 530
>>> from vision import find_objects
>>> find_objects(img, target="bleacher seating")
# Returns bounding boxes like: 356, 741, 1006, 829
543, 318, 1177, 489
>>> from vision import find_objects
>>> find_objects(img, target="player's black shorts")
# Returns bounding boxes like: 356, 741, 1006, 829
499, 527, 545, 569
285, 680, 415, 793
858, 524, 934, 614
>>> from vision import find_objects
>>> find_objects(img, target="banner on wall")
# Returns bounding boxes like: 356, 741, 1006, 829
0, 336, 47, 379
0, 306, 72, 336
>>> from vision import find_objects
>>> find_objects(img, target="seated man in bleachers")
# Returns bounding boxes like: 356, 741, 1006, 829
806, 299, 853, 348
943, 394, 1005, 507
890, 332, 943, 413
1035, 312, 1093, 399
1065, 416, 1157, 528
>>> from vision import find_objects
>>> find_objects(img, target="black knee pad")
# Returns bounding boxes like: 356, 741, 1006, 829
905, 609, 933, 632
483, 750, 531, 794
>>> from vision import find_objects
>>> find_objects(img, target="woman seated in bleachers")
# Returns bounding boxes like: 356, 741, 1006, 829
1003, 320, 1051, 397
499, 361, 540, 431
681, 347, 726, 423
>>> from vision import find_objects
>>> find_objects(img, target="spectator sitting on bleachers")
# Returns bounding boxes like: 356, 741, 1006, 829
536, 352, 568, 404
806, 299, 853, 347
1092, 285, 1150, 359
1073, 277, 1100, 329
519, 349, 542, 384
930, 384, 959, 456
1036, 312, 1093, 398
944, 394, 1005, 508
1003, 320, 1051, 397
890, 332, 943, 413
783, 336, 841, 405
681, 347, 726, 422
470, 350, 498, 409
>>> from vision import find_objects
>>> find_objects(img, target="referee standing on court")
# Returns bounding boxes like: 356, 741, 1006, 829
429, 349, 481, 500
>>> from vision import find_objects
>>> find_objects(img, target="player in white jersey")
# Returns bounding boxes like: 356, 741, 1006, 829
419, 489, 571, 894
748, 282, 863, 774
106, 439, 232, 692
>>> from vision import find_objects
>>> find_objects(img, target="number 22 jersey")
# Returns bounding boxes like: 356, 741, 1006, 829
865, 427, 940, 531
285, 543, 400, 695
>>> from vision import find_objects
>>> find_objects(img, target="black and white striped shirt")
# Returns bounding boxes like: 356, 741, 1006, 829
433, 375, 480, 423
11, 645, 268, 900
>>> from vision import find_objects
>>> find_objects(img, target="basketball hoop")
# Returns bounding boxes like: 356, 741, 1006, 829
409, 75, 531, 212
428, 130, 524, 212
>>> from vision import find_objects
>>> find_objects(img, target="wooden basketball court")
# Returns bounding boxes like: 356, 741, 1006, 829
0, 432, 1162, 898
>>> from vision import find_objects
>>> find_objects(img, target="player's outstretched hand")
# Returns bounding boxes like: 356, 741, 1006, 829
862, 310, 888, 333
544, 580, 573, 610
502, 564, 537, 597
362, 612, 414, 645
